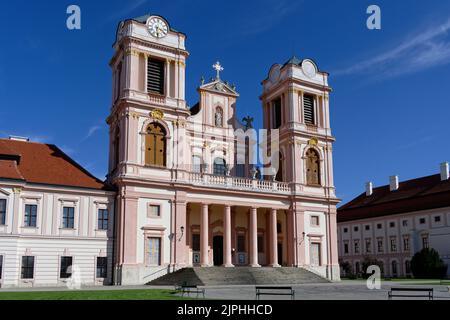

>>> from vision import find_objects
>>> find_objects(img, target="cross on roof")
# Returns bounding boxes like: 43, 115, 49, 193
212, 61, 224, 79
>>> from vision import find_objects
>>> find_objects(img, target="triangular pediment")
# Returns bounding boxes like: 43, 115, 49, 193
199, 79, 239, 96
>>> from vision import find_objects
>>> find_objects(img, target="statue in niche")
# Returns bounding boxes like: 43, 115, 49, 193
215, 107, 223, 127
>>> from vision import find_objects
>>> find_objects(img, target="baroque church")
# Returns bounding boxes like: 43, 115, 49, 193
0, 14, 340, 287
108, 14, 340, 285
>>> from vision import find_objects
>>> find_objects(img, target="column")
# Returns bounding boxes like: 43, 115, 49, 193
249, 207, 260, 267
200, 203, 209, 267
223, 205, 233, 267
269, 209, 280, 267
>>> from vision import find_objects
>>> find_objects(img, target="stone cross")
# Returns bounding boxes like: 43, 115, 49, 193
212, 61, 224, 79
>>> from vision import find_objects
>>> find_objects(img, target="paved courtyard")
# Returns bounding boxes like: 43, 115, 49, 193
1, 280, 449, 300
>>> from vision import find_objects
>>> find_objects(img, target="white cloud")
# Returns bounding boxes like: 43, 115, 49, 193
334, 18, 450, 78
85, 125, 101, 139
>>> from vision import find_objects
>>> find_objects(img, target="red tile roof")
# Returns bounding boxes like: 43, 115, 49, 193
337, 174, 450, 223
0, 138, 109, 190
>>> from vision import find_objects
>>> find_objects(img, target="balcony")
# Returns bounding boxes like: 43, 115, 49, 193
187, 172, 291, 194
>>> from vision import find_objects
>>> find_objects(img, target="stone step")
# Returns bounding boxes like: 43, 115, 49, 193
148, 267, 329, 286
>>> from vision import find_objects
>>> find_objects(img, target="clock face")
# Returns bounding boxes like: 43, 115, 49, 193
302, 60, 317, 78
147, 17, 168, 38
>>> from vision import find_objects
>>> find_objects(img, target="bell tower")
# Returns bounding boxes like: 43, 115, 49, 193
107, 14, 190, 179
261, 56, 340, 280
260, 57, 336, 197
106, 14, 190, 284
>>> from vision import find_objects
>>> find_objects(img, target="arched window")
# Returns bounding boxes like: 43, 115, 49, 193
192, 155, 202, 173
213, 158, 226, 176
405, 260, 411, 274
145, 123, 167, 166
305, 148, 320, 185
215, 107, 223, 127
391, 260, 398, 276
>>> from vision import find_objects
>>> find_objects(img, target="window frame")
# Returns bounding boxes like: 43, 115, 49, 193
147, 204, 161, 218
62, 206, 75, 229
21, 256, 35, 280
97, 208, 109, 230
310, 215, 320, 227
24, 204, 38, 228
0, 255, 3, 280
96, 256, 108, 279
146, 57, 165, 95
145, 122, 167, 167
303, 93, 316, 126
213, 157, 227, 176
0, 199, 6, 226
146, 237, 162, 266
59, 256, 73, 279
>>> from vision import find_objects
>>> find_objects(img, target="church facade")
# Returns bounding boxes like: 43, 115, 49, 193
108, 14, 340, 285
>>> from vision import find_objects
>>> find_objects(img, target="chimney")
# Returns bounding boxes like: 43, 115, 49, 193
389, 175, 399, 191
441, 162, 449, 181
365, 182, 373, 196
9, 135, 29, 142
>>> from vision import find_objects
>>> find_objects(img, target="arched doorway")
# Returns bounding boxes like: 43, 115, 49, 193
213, 236, 223, 266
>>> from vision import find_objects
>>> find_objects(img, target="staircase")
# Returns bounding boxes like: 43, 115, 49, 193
147, 267, 329, 286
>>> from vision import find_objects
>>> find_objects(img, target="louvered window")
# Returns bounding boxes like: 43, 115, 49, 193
147, 58, 165, 94
303, 94, 315, 125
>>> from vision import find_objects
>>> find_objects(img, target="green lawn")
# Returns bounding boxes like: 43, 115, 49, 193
0, 289, 193, 300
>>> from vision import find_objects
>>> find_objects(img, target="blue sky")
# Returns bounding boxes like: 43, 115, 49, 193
1, 0, 450, 204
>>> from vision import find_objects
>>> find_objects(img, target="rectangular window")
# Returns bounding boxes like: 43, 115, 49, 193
402, 220, 408, 227
344, 242, 349, 254
192, 234, 200, 251
310, 216, 319, 227
389, 222, 395, 228
343, 227, 348, 233
434, 216, 441, 223
0, 199, 6, 225
0, 255, 2, 279
354, 240, 360, 254
97, 209, 109, 230
96, 257, 107, 278
403, 236, 410, 251
147, 58, 165, 94
365, 225, 370, 231
377, 223, 382, 229
24, 204, 37, 227
257, 235, 264, 253
62, 207, 75, 229
237, 235, 246, 252
419, 218, 426, 224
303, 94, 315, 125
310, 243, 321, 266
147, 205, 161, 218
365, 239, 371, 253
21, 256, 34, 279
148, 237, 161, 265
353, 226, 359, 232
377, 239, 383, 253
422, 236, 429, 249
390, 237, 397, 252
60, 256, 73, 279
